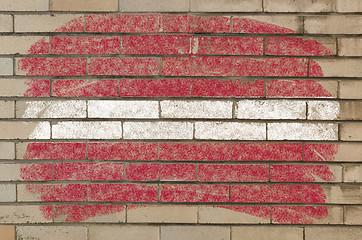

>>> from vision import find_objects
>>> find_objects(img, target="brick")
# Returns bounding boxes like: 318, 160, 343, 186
305, 227, 362, 240
193, 79, 265, 98
119, 79, 192, 97
126, 163, 196, 181
267, 123, 338, 141
307, 101, 340, 120
0, 142, 14, 160
88, 142, 158, 160
17, 142, 86, 160
161, 100, 233, 119
51, 0, 118, 11
341, 123, 362, 141
303, 185, 362, 204
0, 163, 51, 181
52, 121, 122, 139
232, 16, 302, 33
199, 206, 270, 224
234, 57, 308, 77
54, 163, 124, 180
50, 37, 120, 54
15, 15, 84, 32
0, 121, 50, 139
196, 122, 266, 140
122, 35, 190, 55
0, 184, 16, 202
337, 0, 362, 12
338, 38, 362, 56
88, 184, 158, 202
190, 0, 262, 12
344, 165, 362, 182
0, 0, 49, 11
345, 206, 362, 224
0, 58, 13, 76
231, 184, 302, 203
159, 15, 231, 33
159, 142, 230, 161
264, 0, 334, 12
120, 0, 189, 12
86, 14, 158, 33
232, 226, 302, 240
16, 58, 87, 76
305, 16, 362, 34
304, 143, 362, 162
0, 79, 50, 97
89, 226, 159, 240
161, 226, 230, 240
160, 184, 229, 202
17, 226, 87, 240
340, 80, 362, 99
0, 225, 14, 240
265, 37, 335, 56
88, 100, 159, 118
198, 164, 268, 182
17, 100, 86, 118
237, 100, 306, 119
162, 57, 233, 76
0, 206, 51, 223
127, 205, 197, 223
338, 102, 362, 120
123, 122, 193, 139
0, 36, 49, 54
0, 15, 12, 32
0, 101, 14, 118
88, 57, 159, 76
310, 59, 362, 77
52, 79, 118, 97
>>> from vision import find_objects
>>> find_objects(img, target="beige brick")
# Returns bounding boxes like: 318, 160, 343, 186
120, 0, 189, 12
51, 0, 118, 11
340, 80, 362, 99
54, 207, 125, 223
0, 142, 15, 160
312, 59, 362, 77
0, 59, 13, 76
0, 164, 21, 181
0, 79, 48, 97
345, 206, 362, 224
0, 121, 50, 139
0, 0, 49, 11
295, 206, 343, 224
338, 102, 362, 120
344, 165, 362, 182
16, 142, 32, 160
336, 0, 362, 12
319, 185, 362, 204
265, 0, 334, 12
0, 206, 51, 223
341, 123, 362, 141
0, 225, 15, 240
0, 15, 13, 32
127, 205, 197, 223
199, 206, 269, 224
161, 226, 230, 240
318, 80, 338, 98
0, 184, 16, 202
331, 143, 362, 162
338, 38, 362, 56
15, 14, 84, 32
17, 226, 87, 240
305, 227, 362, 240
0, 101, 14, 118
190, 0, 262, 12
232, 226, 303, 240
307, 101, 339, 120
0, 36, 49, 55
305, 16, 362, 34
17, 184, 42, 202
89, 226, 159, 240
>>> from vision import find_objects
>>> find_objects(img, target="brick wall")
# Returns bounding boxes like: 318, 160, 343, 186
0, 0, 362, 240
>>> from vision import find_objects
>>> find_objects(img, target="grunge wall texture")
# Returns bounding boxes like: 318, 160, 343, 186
0, 0, 362, 239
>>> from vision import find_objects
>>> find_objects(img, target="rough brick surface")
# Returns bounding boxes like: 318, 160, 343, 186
336, 0, 362, 12
232, 226, 303, 240
120, 0, 189, 12
89, 226, 159, 240
264, 0, 335, 12
338, 38, 362, 56
190, 0, 262, 12
305, 227, 362, 240
305, 16, 362, 34
17, 226, 87, 240
50, 0, 118, 11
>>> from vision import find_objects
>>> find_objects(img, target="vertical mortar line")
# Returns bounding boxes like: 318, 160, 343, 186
14, 100, 17, 119
229, 226, 232, 240
188, 0, 191, 12
15, 225, 17, 240
121, 121, 124, 139
261, 0, 265, 12
125, 205, 128, 223
118, 79, 121, 97
265, 123, 268, 140
83, 14, 87, 32
85, 142, 88, 160
335, 37, 339, 56
191, 79, 194, 96
303, 227, 306, 240
192, 121, 196, 140
305, 101, 308, 120
230, 16, 233, 33
302, 142, 305, 161
232, 100, 236, 119
263, 37, 266, 56
86, 100, 89, 119
48, 0, 51, 12
197, 205, 200, 223
158, 100, 161, 119
337, 79, 340, 99
302, 16, 305, 35
159, 225, 162, 240
12, 14, 14, 33
306, 58, 310, 77
86, 225, 90, 240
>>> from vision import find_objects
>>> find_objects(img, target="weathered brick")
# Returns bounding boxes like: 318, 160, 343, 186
0, 184, 16, 202
340, 80, 362, 99
345, 206, 362, 224
268, 123, 338, 141
51, 0, 118, 11
305, 227, 362, 240
264, 0, 335, 12
195, 122, 266, 140
89, 226, 159, 240
54, 163, 124, 180
127, 205, 197, 223
190, 0, 262, 12
52, 121, 122, 139
341, 123, 362, 141
336, 0, 362, 12
0, 142, 15, 160
307, 101, 340, 120
120, 0, 189, 12
0, 122, 50, 139
0, 36, 49, 54
304, 185, 362, 204
232, 16, 303, 33
52, 79, 118, 97
0, 15, 12, 32
161, 226, 230, 240
338, 102, 362, 120
17, 226, 87, 240
305, 16, 362, 34
0, 206, 51, 223
15, 15, 84, 32
88, 100, 159, 118
123, 122, 193, 139
161, 100, 233, 119
305, 143, 362, 162
344, 165, 362, 182
0, 0, 49, 11
50, 37, 120, 54
232, 226, 303, 240
0, 58, 13, 76
0, 101, 14, 118
16, 100, 86, 118
0, 79, 50, 97
0, 225, 14, 240
338, 38, 362, 56
310, 59, 362, 77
